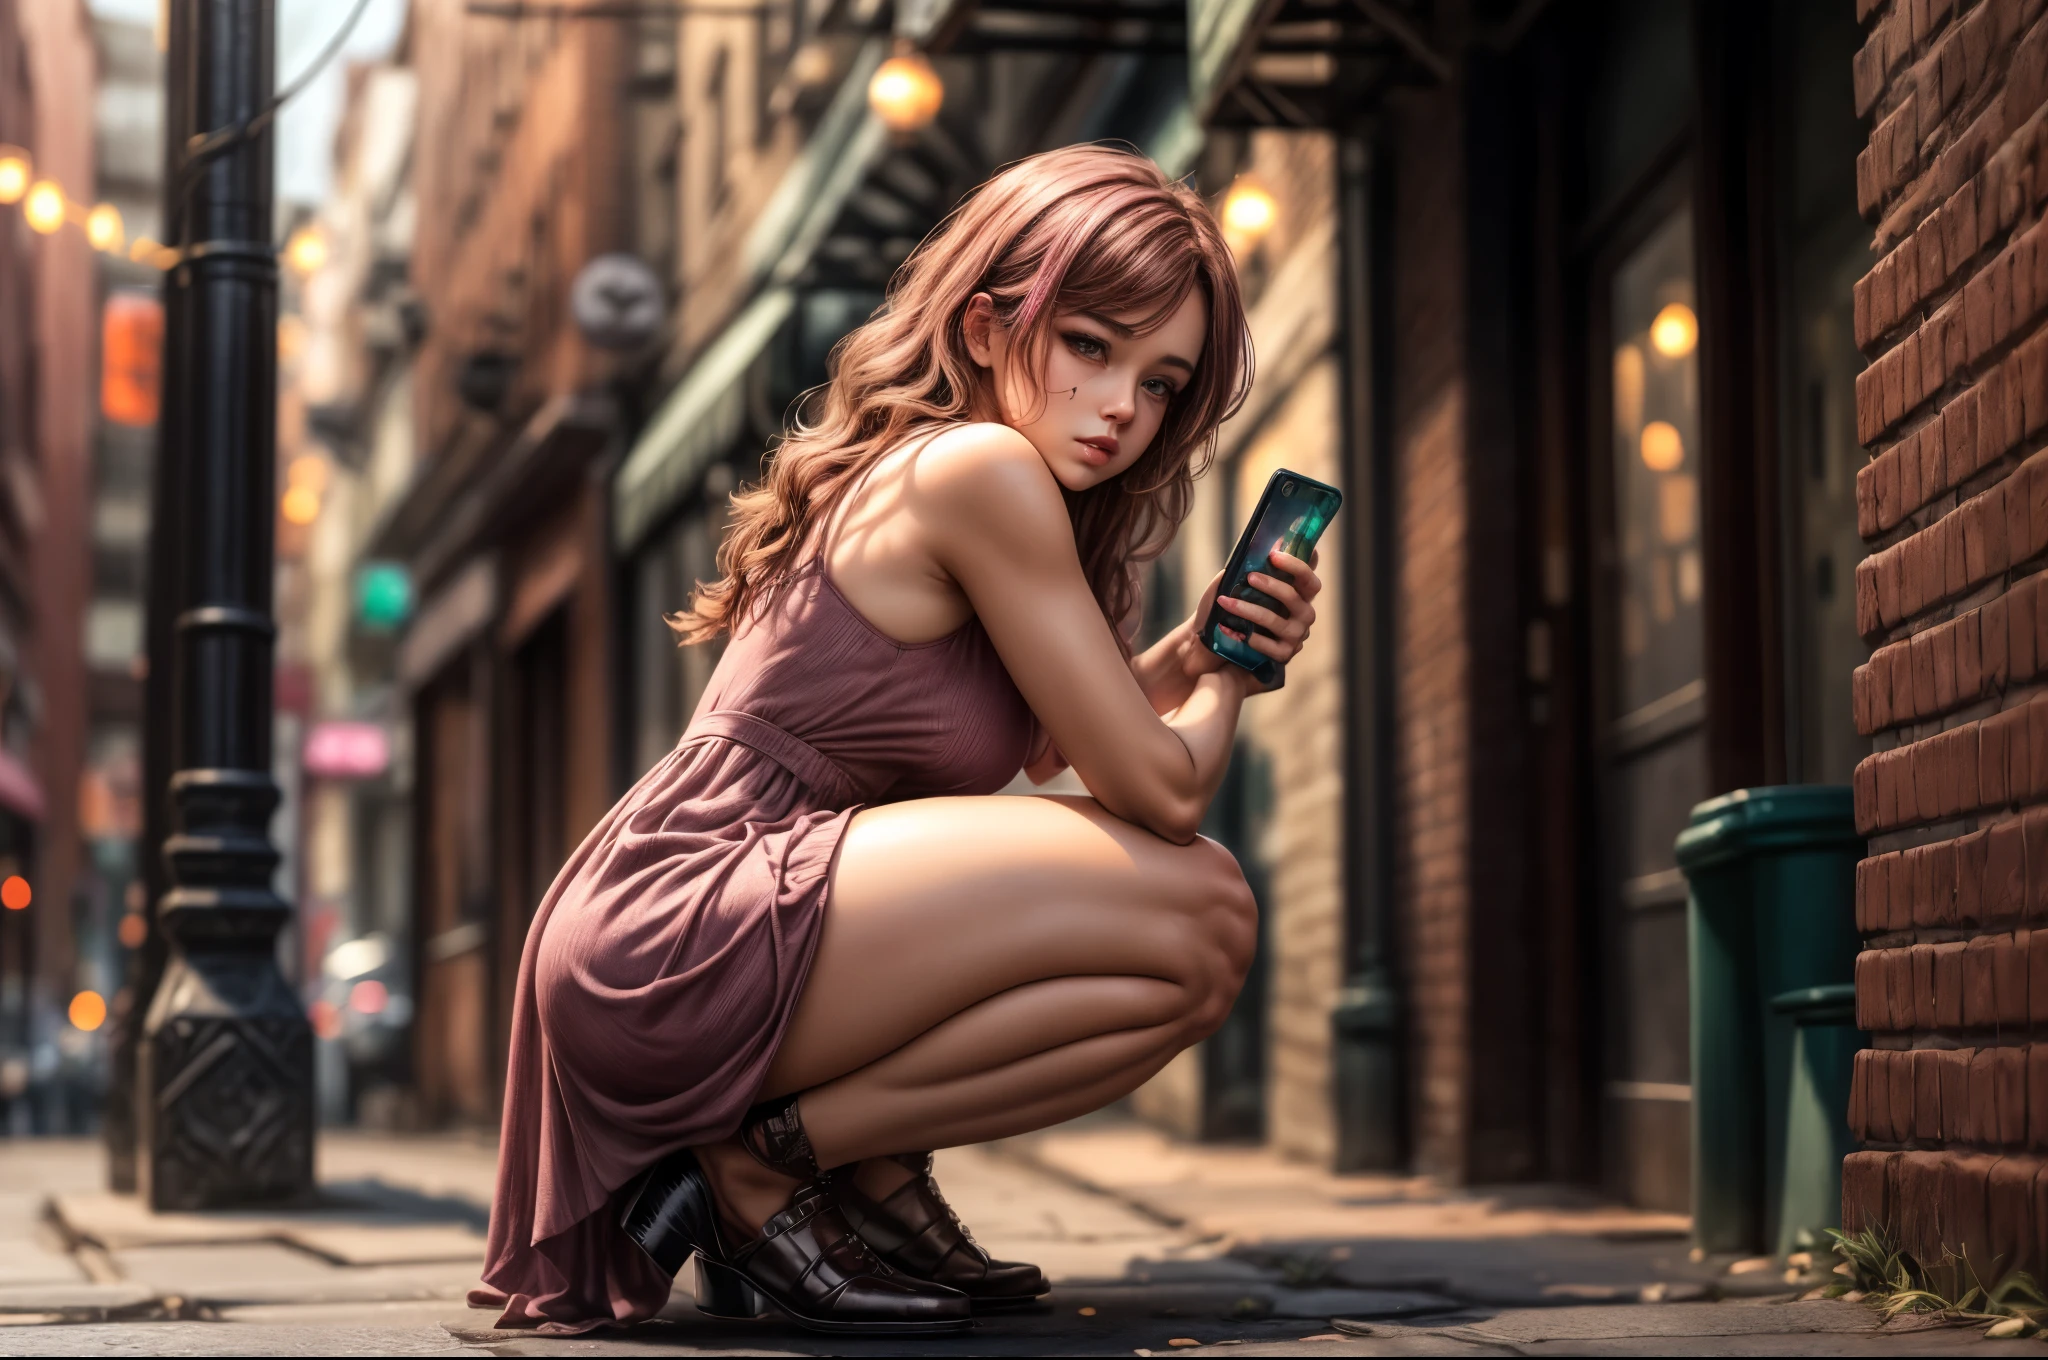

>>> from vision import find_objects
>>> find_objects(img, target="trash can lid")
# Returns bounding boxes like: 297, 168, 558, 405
1673, 785, 1860, 872
1768, 983, 1859, 1025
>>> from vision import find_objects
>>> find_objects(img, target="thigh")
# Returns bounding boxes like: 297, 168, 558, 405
764, 794, 1251, 1094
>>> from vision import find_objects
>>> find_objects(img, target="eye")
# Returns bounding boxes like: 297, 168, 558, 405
1062, 331, 1107, 360
1142, 377, 1177, 400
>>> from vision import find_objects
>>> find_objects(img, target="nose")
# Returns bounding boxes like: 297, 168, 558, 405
1099, 373, 1136, 425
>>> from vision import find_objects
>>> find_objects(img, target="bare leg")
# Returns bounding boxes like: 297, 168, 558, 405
697, 793, 1254, 1231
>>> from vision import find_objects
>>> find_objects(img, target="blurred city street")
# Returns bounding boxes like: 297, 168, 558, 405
0, 1115, 2030, 1356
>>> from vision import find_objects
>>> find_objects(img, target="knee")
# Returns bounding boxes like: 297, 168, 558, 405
1164, 838, 1257, 1037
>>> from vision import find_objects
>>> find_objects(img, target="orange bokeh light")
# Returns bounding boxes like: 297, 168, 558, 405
309, 998, 342, 1040
68, 991, 106, 1032
348, 978, 388, 1015
117, 913, 146, 949
102, 293, 163, 427
1, 876, 29, 910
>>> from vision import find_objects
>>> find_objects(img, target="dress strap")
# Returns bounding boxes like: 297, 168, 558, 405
686, 710, 864, 808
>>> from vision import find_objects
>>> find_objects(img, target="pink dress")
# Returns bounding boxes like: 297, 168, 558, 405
470, 556, 1034, 1332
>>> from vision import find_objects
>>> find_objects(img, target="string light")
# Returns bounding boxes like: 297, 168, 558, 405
0, 156, 26, 204
86, 203, 123, 253
68, 991, 106, 1032
23, 180, 64, 235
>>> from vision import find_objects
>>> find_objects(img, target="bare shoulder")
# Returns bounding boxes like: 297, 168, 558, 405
905, 423, 1069, 552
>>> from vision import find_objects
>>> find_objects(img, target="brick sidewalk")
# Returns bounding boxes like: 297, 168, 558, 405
0, 1121, 2031, 1355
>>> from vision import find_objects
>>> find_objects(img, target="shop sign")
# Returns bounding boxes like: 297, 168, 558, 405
303, 722, 389, 780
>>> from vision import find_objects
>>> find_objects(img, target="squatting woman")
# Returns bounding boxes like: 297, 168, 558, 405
471, 144, 1324, 1335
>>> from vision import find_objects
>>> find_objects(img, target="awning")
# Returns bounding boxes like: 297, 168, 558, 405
1188, 0, 1287, 120
612, 287, 797, 553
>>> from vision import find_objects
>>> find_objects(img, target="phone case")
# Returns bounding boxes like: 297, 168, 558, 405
1202, 468, 1342, 689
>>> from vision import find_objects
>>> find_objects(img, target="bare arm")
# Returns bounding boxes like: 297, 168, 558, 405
919, 426, 1246, 843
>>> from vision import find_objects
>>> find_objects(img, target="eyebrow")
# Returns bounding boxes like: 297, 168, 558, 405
1076, 311, 1198, 375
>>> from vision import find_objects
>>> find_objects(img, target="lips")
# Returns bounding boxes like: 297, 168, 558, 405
1078, 435, 1119, 464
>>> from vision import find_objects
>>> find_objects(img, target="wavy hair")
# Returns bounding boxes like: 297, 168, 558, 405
668, 144, 1251, 653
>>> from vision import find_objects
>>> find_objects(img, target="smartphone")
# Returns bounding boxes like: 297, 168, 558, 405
1202, 469, 1342, 689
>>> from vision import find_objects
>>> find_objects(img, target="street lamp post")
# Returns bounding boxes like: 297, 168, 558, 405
135, 0, 312, 1210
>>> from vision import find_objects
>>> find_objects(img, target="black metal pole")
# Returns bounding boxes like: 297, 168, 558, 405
137, 0, 312, 1210
105, 0, 202, 1197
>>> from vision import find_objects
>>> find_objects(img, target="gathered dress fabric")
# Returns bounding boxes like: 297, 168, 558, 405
469, 557, 1034, 1332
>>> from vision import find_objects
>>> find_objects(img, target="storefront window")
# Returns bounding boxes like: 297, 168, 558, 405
1610, 210, 1703, 719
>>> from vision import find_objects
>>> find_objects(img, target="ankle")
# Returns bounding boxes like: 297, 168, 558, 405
848, 1155, 921, 1204
694, 1138, 802, 1240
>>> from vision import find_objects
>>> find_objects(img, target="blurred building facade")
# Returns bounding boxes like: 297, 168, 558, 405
285, 0, 1877, 1217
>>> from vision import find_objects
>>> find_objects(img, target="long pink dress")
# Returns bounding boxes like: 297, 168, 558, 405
469, 556, 1034, 1332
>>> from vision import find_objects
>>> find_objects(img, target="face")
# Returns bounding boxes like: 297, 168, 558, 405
964, 288, 1208, 492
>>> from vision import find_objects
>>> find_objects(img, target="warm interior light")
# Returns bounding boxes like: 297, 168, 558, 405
0, 156, 29, 205
117, 913, 146, 949
278, 313, 307, 362
23, 181, 65, 235
1222, 182, 1278, 241
1640, 420, 1684, 472
1650, 302, 1698, 359
868, 50, 943, 133
285, 223, 328, 274
68, 991, 106, 1032
101, 292, 163, 427
1612, 344, 1644, 433
280, 485, 321, 525
1, 875, 29, 910
86, 203, 123, 252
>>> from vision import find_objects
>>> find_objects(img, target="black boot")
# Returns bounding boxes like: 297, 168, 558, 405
619, 1147, 972, 1334
836, 1152, 1048, 1309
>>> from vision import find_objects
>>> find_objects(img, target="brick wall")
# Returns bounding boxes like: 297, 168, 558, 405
1844, 0, 2048, 1278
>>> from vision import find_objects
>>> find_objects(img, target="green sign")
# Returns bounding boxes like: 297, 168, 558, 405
355, 562, 413, 631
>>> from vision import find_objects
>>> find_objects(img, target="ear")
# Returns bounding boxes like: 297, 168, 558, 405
962, 293, 999, 369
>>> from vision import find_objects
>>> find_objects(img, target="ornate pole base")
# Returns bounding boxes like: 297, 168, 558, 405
138, 900, 312, 1211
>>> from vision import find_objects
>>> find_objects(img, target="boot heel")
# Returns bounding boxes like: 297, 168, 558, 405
619, 1149, 719, 1278
693, 1258, 772, 1319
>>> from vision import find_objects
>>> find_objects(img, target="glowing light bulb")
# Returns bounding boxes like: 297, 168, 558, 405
23, 181, 65, 235
285, 223, 328, 274
281, 485, 320, 525
86, 203, 123, 252
1222, 182, 1278, 240
117, 913, 146, 949
1, 875, 28, 910
0, 156, 30, 205
1641, 420, 1684, 472
868, 50, 943, 133
68, 991, 106, 1032
1650, 303, 1698, 359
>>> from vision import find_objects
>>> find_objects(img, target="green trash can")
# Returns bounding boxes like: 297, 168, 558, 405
1674, 786, 1862, 1256
1770, 983, 1862, 1257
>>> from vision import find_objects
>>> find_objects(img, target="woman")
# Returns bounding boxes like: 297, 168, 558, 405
471, 144, 1323, 1335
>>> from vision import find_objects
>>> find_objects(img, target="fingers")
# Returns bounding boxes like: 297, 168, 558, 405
1239, 570, 1318, 634
1215, 592, 1295, 639
1267, 550, 1323, 601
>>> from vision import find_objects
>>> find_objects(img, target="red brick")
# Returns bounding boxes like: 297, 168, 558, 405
2034, 928, 2048, 1022
1938, 940, 1970, 1028
1880, 546, 1905, 629
1913, 941, 1942, 1029
1892, 642, 1919, 722
1859, 950, 1888, 1031
1907, 527, 1933, 618
1856, 661, 1875, 735
1858, 855, 1883, 935
1902, 430, 1927, 512
1945, 1152, 1998, 1268
1891, 1049, 1919, 1138
1987, 593, 2014, 688
1968, 934, 2003, 1023
1987, 1155, 2037, 1275
1960, 608, 1987, 701
1988, 483, 2014, 578
1960, 831, 1990, 927
1914, 740, 1943, 823
1936, 628, 1961, 711
1932, 838, 1960, 925
1852, 1047, 1877, 1142
2030, 696, 2048, 799
2002, 930, 2033, 1025
2015, 583, 2042, 683
1879, 746, 1905, 829
1946, 512, 1971, 596
1997, 1047, 2029, 1145
1984, 714, 2013, 808
1894, 849, 1921, 932
1857, 756, 1881, 836
1893, 946, 1921, 1029
1943, 1049, 1978, 1141
1900, 1150, 1948, 1262
1842, 1152, 1897, 1237
1914, 1048, 1946, 1142
1988, 818, 2028, 925
2032, 1045, 2048, 1147
2029, 812, 2048, 920
1913, 629, 1941, 714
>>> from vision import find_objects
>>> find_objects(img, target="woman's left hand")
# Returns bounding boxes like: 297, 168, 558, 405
1177, 547, 1323, 681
